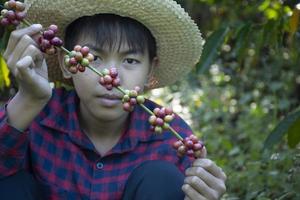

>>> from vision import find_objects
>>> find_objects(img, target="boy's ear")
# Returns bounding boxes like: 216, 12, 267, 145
144, 57, 159, 91
148, 56, 159, 77
57, 50, 72, 79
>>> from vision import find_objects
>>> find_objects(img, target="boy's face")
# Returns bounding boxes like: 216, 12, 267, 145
61, 36, 156, 122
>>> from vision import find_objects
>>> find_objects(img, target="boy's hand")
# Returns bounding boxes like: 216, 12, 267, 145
182, 158, 227, 200
3, 24, 52, 102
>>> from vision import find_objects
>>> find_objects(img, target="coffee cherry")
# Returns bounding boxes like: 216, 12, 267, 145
112, 77, 121, 87
148, 107, 174, 133
38, 25, 63, 54
81, 58, 89, 67
155, 118, 164, 126
129, 98, 137, 105
68, 66, 78, 74
10, 19, 19, 25
1, 9, 8, 16
86, 53, 94, 62
0, 1, 27, 27
15, 11, 26, 20
80, 46, 89, 56
75, 52, 83, 61
69, 57, 77, 66
64, 45, 94, 74
121, 86, 143, 112
154, 126, 163, 134
15, 1, 25, 12
99, 67, 121, 90
6, 10, 15, 20
172, 140, 184, 149
172, 134, 204, 158
123, 102, 133, 112
48, 24, 58, 34
4, 1, 10, 9
43, 30, 55, 40
50, 37, 63, 47
78, 65, 86, 72
74, 45, 82, 52
0, 18, 10, 26
137, 95, 145, 104
7, 0, 16, 9
148, 115, 157, 125
109, 68, 118, 78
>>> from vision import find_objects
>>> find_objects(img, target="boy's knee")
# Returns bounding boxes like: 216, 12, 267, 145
0, 171, 41, 200
123, 160, 185, 200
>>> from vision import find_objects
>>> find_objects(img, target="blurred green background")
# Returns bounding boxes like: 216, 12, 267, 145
1, 0, 300, 199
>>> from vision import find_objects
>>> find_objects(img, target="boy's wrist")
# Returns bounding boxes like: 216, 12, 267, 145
17, 89, 52, 105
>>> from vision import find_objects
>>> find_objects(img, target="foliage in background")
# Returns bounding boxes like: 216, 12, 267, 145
149, 0, 300, 199
1, 0, 300, 199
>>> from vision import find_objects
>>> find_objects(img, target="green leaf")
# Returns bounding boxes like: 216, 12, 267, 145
196, 26, 230, 73
287, 119, 300, 148
263, 108, 300, 150
234, 23, 252, 59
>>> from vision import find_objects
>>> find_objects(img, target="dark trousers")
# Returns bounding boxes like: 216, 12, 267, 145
0, 160, 185, 200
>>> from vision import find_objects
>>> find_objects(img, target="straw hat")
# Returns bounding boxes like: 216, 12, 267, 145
24, 0, 203, 88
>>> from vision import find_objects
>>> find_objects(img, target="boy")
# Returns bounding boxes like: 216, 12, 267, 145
0, 0, 226, 199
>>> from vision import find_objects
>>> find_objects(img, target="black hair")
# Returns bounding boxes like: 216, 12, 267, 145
64, 14, 157, 61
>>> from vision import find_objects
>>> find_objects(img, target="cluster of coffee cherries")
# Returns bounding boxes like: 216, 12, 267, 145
173, 134, 204, 158
0, 0, 26, 26
122, 87, 145, 112
64, 45, 94, 74
148, 107, 174, 134
38, 25, 63, 55
99, 68, 121, 90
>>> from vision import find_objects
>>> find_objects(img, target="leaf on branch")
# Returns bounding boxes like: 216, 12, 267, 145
263, 108, 300, 150
287, 119, 300, 148
0, 54, 10, 89
196, 26, 230, 74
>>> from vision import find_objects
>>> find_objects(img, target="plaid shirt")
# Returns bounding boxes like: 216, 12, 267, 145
0, 88, 193, 200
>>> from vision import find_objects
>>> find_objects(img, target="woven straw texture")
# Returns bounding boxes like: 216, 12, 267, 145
24, 0, 203, 88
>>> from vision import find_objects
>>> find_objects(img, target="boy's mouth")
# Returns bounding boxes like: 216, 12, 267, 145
96, 94, 122, 107
100, 94, 122, 100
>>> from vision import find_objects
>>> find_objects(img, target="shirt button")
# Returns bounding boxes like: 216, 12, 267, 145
96, 162, 104, 169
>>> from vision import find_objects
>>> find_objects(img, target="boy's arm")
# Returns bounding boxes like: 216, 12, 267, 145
0, 101, 30, 177
7, 91, 49, 131
0, 92, 50, 178
0, 23, 52, 177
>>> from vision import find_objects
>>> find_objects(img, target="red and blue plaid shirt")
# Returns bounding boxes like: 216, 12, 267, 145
0, 88, 194, 200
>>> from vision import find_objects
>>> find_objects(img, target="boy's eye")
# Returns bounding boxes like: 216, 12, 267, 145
124, 58, 140, 64
93, 56, 99, 61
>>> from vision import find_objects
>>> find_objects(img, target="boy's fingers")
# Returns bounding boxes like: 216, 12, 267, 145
182, 184, 206, 200
20, 45, 47, 80
6, 35, 39, 70
193, 159, 227, 181
15, 56, 35, 82
3, 24, 42, 60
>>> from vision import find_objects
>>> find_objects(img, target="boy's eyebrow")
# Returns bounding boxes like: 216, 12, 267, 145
85, 43, 140, 55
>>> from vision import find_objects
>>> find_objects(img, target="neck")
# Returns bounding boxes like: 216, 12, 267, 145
78, 104, 129, 140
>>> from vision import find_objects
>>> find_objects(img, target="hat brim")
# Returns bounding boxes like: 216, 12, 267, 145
24, 0, 203, 88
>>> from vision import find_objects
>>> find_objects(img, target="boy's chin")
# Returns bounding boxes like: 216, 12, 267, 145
92, 107, 128, 122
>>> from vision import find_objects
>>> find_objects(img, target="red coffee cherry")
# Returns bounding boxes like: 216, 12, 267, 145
172, 134, 204, 158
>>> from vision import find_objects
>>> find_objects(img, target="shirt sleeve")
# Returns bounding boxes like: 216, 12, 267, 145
0, 103, 29, 178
